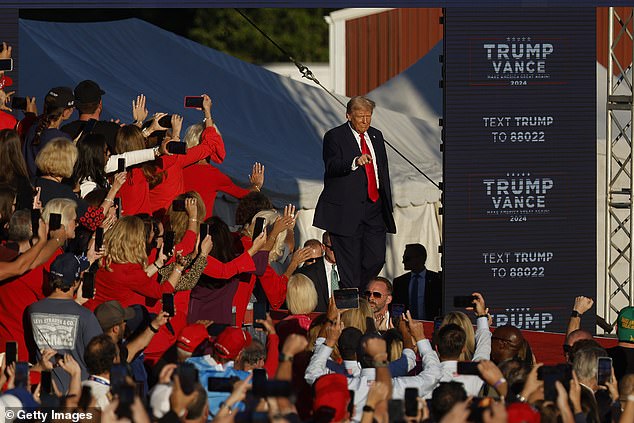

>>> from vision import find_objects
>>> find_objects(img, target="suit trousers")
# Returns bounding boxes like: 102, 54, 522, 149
330, 196, 387, 290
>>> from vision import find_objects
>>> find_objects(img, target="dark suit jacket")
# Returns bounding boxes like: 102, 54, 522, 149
313, 122, 396, 236
295, 257, 330, 313
392, 270, 442, 321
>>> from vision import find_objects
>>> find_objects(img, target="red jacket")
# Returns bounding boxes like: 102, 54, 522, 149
150, 126, 226, 215
183, 164, 250, 219
116, 167, 152, 217
84, 262, 175, 311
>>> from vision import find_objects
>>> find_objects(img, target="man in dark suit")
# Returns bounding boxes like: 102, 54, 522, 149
296, 232, 339, 313
392, 243, 442, 321
313, 96, 396, 290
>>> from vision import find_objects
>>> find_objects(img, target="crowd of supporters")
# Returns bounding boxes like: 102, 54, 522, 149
0, 42, 633, 423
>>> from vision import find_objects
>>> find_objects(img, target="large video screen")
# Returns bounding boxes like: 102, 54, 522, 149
443, 8, 596, 333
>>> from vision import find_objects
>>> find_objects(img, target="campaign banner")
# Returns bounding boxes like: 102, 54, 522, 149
443, 8, 596, 333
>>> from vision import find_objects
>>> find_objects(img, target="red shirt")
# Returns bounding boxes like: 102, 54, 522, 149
83, 262, 175, 311
149, 126, 226, 215
0, 249, 62, 361
232, 236, 288, 326
0, 111, 17, 130
183, 164, 250, 219
116, 168, 152, 216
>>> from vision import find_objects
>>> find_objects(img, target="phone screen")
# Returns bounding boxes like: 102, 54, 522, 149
31, 208, 40, 236
456, 361, 480, 375
207, 377, 237, 392
405, 388, 418, 417
334, 288, 359, 309
15, 362, 29, 388
158, 114, 172, 128
5, 341, 17, 366
162, 293, 175, 317
82, 271, 95, 299
117, 157, 126, 173
114, 197, 121, 219
163, 231, 175, 256
166, 142, 186, 155
184, 96, 204, 108
49, 213, 62, 231
41, 370, 53, 394
391, 304, 405, 319
597, 357, 613, 385
95, 227, 104, 250
11, 96, 27, 111
172, 199, 186, 212
252, 217, 265, 240
253, 302, 267, 329
0, 58, 13, 71
252, 368, 267, 397
453, 295, 476, 308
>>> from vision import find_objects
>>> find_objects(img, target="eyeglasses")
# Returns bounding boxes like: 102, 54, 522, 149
364, 290, 383, 299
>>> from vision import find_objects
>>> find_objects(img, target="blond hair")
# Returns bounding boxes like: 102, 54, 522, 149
42, 198, 77, 227
341, 297, 373, 333
35, 138, 78, 178
104, 216, 148, 269
183, 123, 205, 149
441, 311, 475, 361
166, 191, 206, 243
286, 274, 318, 315
251, 209, 286, 263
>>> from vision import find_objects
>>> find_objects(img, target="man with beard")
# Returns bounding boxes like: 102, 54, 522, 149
25, 253, 103, 393
364, 277, 393, 331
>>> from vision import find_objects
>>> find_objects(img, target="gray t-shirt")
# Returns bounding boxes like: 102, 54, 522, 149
26, 298, 103, 393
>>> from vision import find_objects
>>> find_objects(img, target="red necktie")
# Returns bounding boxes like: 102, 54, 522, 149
360, 133, 379, 202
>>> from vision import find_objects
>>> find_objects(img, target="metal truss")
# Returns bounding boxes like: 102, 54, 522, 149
605, 7, 634, 331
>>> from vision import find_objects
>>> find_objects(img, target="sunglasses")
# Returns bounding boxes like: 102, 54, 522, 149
364, 290, 383, 299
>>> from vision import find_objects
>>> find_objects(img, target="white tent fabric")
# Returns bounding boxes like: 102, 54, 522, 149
19, 18, 443, 277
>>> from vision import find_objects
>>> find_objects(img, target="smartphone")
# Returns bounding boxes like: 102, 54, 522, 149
207, 376, 238, 392
468, 397, 493, 423
82, 271, 95, 299
199, 223, 209, 241
94, 227, 104, 250
110, 363, 129, 393
334, 288, 359, 309
453, 295, 476, 308
252, 368, 267, 397
11, 96, 27, 111
184, 96, 204, 109
0, 58, 13, 71
434, 316, 444, 333
158, 114, 172, 128
49, 213, 62, 231
163, 231, 175, 256
597, 356, 613, 386
5, 341, 17, 366
114, 197, 121, 219
543, 372, 558, 402
166, 142, 186, 155
162, 293, 175, 317
15, 362, 29, 388
457, 361, 480, 376
41, 370, 53, 395
388, 399, 405, 423
391, 303, 405, 320
31, 208, 40, 236
404, 388, 419, 417
172, 199, 186, 212
253, 302, 267, 329
117, 157, 126, 173
252, 216, 265, 240
177, 363, 199, 395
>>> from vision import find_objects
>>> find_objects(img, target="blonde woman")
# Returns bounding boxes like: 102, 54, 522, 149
440, 292, 491, 361
83, 216, 184, 311
276, 274, 318, 343
341, 297, 374, 333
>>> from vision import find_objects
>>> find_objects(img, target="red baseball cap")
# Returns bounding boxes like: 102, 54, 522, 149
214, 327, 252, 360
0, 75, 12, 90
177, 323, 210, 353
313, 374, 350, 422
